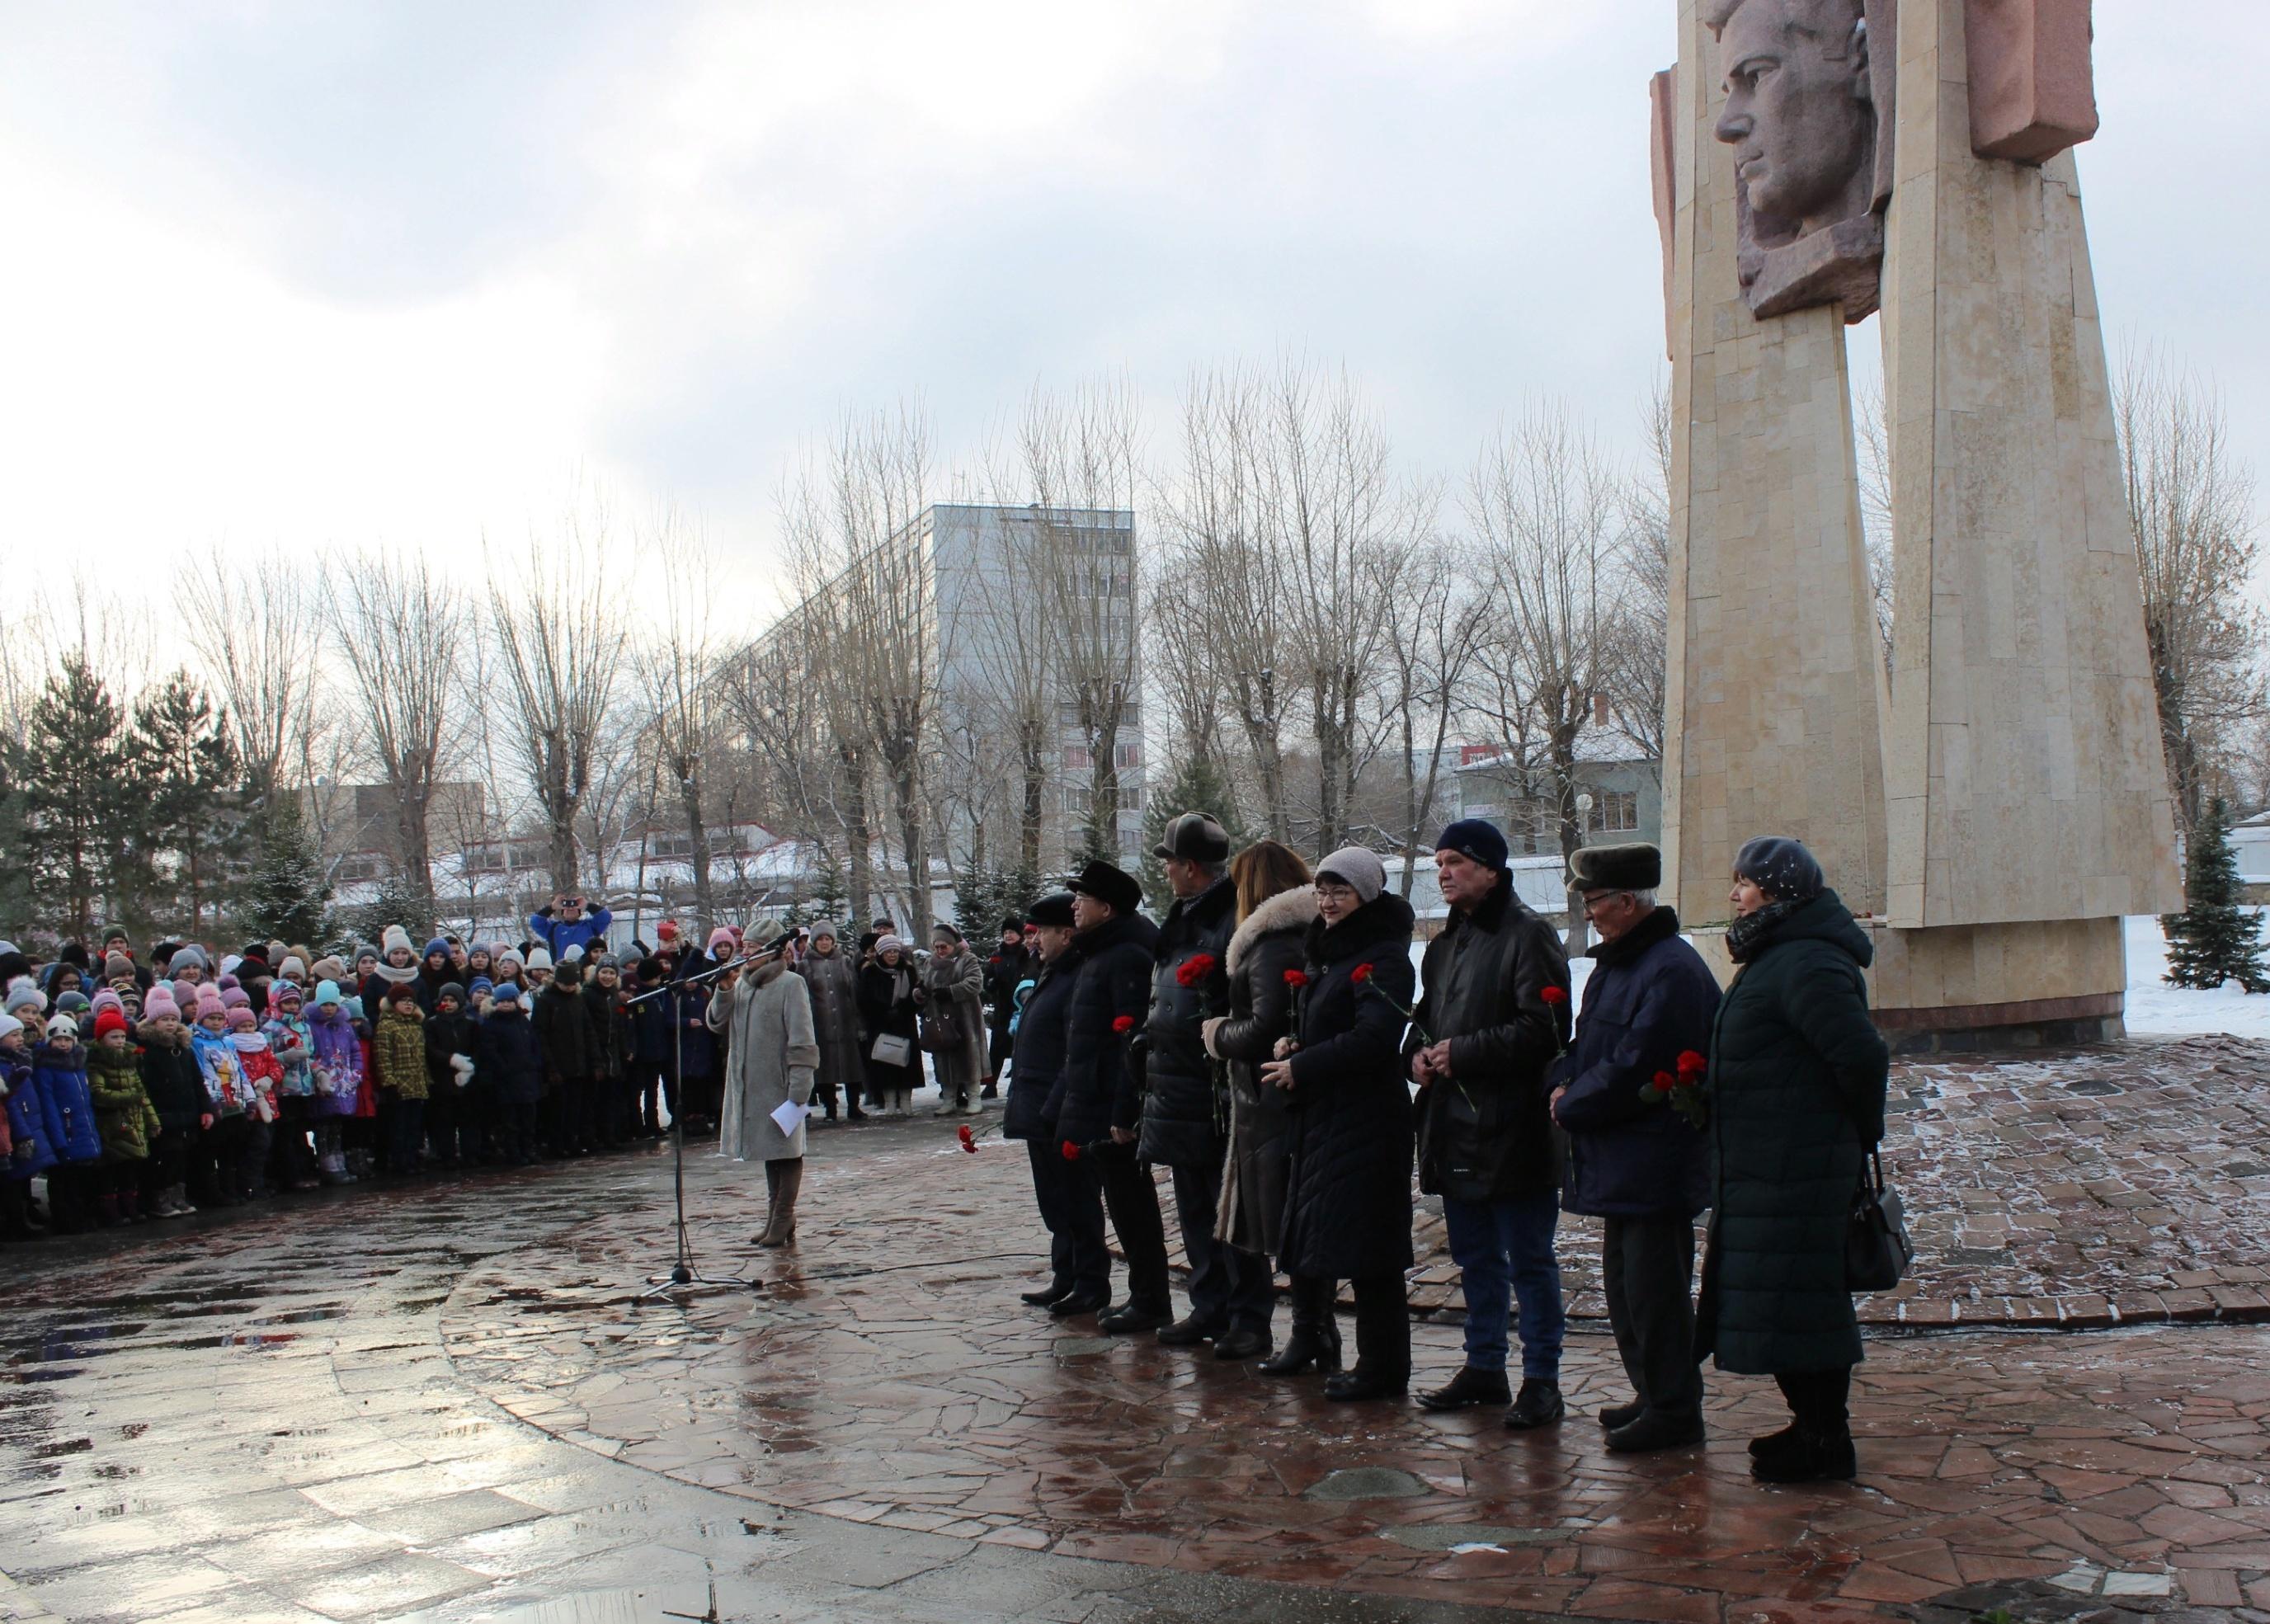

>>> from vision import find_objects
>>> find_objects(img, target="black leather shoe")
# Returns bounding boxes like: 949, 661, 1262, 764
1155, 1316, 1224, 1348
1212, 1327, 1270, 1362
1598, 1400, 1644, 1430
1750, 1426, 1857, 1484
1324, 1368, 1410, 1403
1020, 1281, 1072, 1307
1749, 1422, 1802, 1460
1502, 1378, 1566, 1431
1415, 1367, 1512, 1412
1048, 1288, 1109, 1319
1098, 1303, 1170, 1335
1606, 1410, 1707, 1453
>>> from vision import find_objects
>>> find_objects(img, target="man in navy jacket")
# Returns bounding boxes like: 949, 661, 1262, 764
1549, 842, 1721, 1454
529, 892, 613, 961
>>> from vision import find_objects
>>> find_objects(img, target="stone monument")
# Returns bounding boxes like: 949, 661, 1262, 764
1655, 0, 2183, 1047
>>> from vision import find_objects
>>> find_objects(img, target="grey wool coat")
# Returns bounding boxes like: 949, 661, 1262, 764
920, 948, 988, 1084
796, 948, 865, 1091
708, 960, 820, 1162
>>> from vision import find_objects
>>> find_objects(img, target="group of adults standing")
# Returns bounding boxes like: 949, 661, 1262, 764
996, 812, 1891, 1486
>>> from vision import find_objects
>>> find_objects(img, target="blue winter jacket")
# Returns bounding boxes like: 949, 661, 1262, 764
2, 1047, 55, 1180
1550, 907, 1720, 1219
527, 906, 613, 961
32, 1041, 104, 1165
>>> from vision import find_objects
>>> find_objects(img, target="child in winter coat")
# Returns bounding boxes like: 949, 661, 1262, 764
87, 1008, 161, 1224
188, 988, 252, 1207
136, 986, 206, 1217
586, 955, 633, 1146
422, 984, 477, 1165
262, 982, 320, 1191
373, 982, 430, 1174
305, 981, 362, 1185
0, 1013, 48, 1239
33, 1014, 104, 1233
228, 1007, 283, 1199
473, 983, 544, 1165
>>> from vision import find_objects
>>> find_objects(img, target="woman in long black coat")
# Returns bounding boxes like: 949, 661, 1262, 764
1695, 836, 1890, 1485
1261, 847, 1415, 1402
857, 938, 922, 1116
1204, 840, 1324, 1373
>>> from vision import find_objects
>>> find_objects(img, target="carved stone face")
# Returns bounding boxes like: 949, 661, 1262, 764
1713, 0, 1873, 237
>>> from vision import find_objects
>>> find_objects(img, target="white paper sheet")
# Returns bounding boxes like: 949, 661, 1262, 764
770, 1099, 810, 1137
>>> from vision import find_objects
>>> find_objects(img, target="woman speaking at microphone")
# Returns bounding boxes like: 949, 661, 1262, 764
707, 936, 819, 1248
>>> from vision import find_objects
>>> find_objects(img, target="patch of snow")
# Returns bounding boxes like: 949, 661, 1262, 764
2122, 913, 2270, 1038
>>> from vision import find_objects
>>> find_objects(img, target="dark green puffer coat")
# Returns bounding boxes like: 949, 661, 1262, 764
1694, 890, 1890, 1376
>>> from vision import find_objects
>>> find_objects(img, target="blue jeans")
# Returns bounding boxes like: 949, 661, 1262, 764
1442, 1190, 1564, 1381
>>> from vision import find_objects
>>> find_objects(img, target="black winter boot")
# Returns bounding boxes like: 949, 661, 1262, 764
1258, 1276, 1341, 1376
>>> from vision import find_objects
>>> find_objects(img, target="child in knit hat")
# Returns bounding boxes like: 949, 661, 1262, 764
0, 1012, 48, 1239
34, 1014, 103, 1233
228, 1007, 282, 1199
262, 982, 321, 1191
305, 981, 362, 1185
188, 990, 250, 1207
374, 982, 430, 1174
87, 1007, 160, 1224
135, 986, 205, 1217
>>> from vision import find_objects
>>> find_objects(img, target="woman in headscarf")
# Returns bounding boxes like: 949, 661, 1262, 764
857, 936, 922, 1117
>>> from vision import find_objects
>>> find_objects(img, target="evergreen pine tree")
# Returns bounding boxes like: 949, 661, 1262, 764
8, 655, 134, 941
2163, 798, 2270, 993
1137, 756, 1248, 914
130, 671, 247, 938
242, 799, 334, 947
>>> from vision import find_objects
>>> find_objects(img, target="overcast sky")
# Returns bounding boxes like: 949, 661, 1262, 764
2, 1, 2263, 640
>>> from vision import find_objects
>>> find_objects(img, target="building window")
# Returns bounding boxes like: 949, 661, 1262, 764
334, 854, 386, 884
1118, 786, 1144, 812
1119, 827, 1143, 857
1064, 746, 1093, 770
1589, 790, 1640, 833
1115, 741, 1142, 771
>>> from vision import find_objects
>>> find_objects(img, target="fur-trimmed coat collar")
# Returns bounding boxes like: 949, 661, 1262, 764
1225, 886, 1318, 975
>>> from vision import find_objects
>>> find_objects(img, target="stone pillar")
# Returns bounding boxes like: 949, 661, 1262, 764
1660, 0, 1890, 925
1872, 0, 2182, 1043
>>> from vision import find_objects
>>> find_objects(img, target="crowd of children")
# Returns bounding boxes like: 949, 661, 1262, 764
0, 914, 752, 1240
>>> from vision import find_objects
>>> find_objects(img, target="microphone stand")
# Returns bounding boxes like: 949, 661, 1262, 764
629, 943, 784, 1300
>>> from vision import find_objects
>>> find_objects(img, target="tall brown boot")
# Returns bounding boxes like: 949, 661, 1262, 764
759, 1159, 803, 1247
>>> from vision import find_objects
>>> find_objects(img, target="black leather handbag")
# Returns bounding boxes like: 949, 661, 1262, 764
1845, 1148, 1913, 1292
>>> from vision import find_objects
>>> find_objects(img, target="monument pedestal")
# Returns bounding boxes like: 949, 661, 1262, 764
1691, 916, 2127, 1053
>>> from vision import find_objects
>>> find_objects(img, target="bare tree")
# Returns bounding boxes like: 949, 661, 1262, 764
723, 612, 873, 926
1466, 403, 1627, 949
645, 515, 726, 930
180, 553, 326, 814
328, 555, 468, 898
1381, 540, 1486, 897
1016, 378, 1145, 865
783, 404, 939, 939
1160, 364, 1295, 839
488, 494, 631, 892
1853, 382, 1896, 671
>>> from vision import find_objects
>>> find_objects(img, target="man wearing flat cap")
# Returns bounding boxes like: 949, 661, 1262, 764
1139, 813, 1273, 1360
1547, 843, 1720, 1452
1048, 859, 1173, 1332
1408, 817, 1575, 1429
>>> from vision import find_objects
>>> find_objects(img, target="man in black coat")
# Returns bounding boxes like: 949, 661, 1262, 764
1046, 859, 1170, 1334
981, 917, 1029, 1101
1139, 813, 1272, 1360
1549, 843, 1720, 1453
1408, 818, 1574, 1428
1002, 893, 1108, 1315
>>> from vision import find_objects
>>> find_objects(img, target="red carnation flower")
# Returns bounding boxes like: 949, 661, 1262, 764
958, 1124, 977, 1154
1175, 953, 1219, 989
1351, 963, 1374, 984
1061, 1139, 1081, 1162
1676, 1049, 1707, 1080
1651, 1071, 1676, 1094
1283, 969, 1310, 989
1112, 1015, 1137, 1035
1540, 985, 1569, 1006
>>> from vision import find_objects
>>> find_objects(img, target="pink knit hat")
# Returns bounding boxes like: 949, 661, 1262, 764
194, 986, 226, 1021
708, 927, 737, 957
90, 988, 125, 1015
144, 986, 181, 1022
171, 978, 199, 1006
227, 1006, 258, 1030
220, 986, 252, 1010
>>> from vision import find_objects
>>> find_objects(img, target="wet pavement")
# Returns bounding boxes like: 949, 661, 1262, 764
2, 1048, 2268, 1622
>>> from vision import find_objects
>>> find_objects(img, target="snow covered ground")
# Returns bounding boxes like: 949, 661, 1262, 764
1409, 912, 2270, 1038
